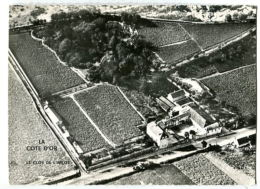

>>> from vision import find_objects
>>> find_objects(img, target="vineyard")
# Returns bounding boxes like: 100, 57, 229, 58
180, 22, 254, 49
106, 164, 194, 185
74, 84, 144, 145
51, 97, 111, 153
8, 66, 76, 184
9, 33, 84, 97
210, 147, 256, 178
172, 31, 256, 78
157, 40, 201, 64
201, 65, 256, 116
173, 154, 236, 185
138, 22, 190, 47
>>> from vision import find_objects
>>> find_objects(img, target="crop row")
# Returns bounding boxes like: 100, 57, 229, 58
157, 40, 201, 64
74, 84, 143, 145
51, 97, 111, 153
180, 22, 254, 49
173, 154, 236, 185
201, 65, 256, 116
8, 66, 75, 185
9, 33, 84, 97
138, 22, 190, 47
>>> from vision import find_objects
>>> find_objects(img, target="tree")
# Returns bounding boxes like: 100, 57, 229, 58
184, 132, 190, 139
232, 12, 239, 22
225, 14, 232, 22
238, 14, 248, 22
139, 77, 149, 94
190, 130, 196, 135
108, 36, 118, 50
59, 38, 71, 54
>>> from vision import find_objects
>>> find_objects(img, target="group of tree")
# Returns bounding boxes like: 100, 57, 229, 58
37, 11, 156, 84
225, 13, 251, 23
31, 19, 47, 25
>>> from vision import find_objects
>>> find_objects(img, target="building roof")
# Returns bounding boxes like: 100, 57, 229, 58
159, 96, 175, 108
189, 105, 215, 125
237, 137, 249, 145
147, 121, 163, 136
156, 98, 170, 112
164, 119, 175, 127
176, 97, 192, 106
157, 121, 167, 130
169, 90, 185, 100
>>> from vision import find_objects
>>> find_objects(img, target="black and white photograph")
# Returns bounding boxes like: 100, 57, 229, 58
8, 4, 257, 185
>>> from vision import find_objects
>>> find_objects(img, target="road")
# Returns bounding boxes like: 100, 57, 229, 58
8, 50, 87, 174
59, 126, 256, 185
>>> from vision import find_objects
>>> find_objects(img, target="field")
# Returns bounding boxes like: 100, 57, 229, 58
172, 31, 256, 78
51, 97, 111, 153
210, 147, 256, 178
180, 22, 254, 49
106, 164, 194, 185
9, 33, 84, 97
157, 40, 201, 64
74, 84, 144, 145
201, 65, 256, 116
173, 154, 236, 185
139, 22, 190, 47
8, 66, 76, 184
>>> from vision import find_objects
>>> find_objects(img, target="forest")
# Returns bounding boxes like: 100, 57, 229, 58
35, 10, 158, 83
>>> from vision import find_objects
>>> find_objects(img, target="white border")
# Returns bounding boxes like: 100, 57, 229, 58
2, 1, 259, 189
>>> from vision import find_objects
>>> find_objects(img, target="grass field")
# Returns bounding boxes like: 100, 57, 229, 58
139, 22, 190, 47
173, 154, 236, 185
106, 164, 194, 185
74, 84, 144, 145
51, 97, 111, 153
9, 33, 84, 97
201, 65, 256, 116
180, 22, 254, 49
8, 66, 76, 185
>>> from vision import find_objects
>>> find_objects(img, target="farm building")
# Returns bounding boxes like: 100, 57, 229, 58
176, 97, 194, 107
156, 98, 170, 112
233, 133, 256, 148
189, 105, 215, 128
44, 105, 62, 126
146, 122, 169, 148
167, 90, 187, 103
205, 122, 222, 135
159, 96, 176, 109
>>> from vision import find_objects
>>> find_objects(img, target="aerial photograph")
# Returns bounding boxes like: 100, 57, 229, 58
8, 4, 256, 185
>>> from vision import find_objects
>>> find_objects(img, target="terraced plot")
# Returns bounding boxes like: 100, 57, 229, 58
180, 22, 254, 49
201, 65, 256, 116
9, 33, 84, 97
139, 22, 190, 47
173, 154, 236, 185
51, 97, 111, 153
74, 84, 144, 145
8, 66, 76, 185
158, 40, 201, 64
106, 164, 194, 185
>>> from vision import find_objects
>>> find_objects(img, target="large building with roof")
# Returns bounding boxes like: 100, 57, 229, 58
146, 122, 168, 148
189, 105, 215, 128
167, 89, 187, 103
